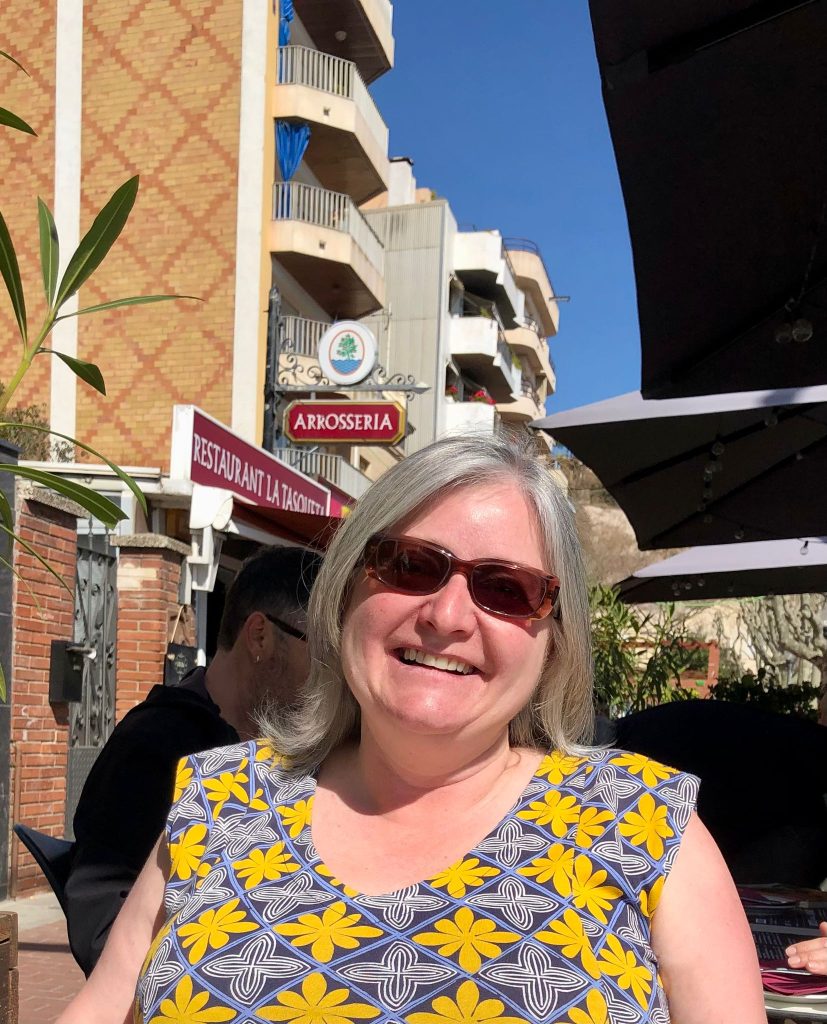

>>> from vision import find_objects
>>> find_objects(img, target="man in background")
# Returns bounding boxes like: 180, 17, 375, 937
64, 544, 321, 975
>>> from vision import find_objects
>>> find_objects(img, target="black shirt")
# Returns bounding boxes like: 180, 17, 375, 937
64, 668, 238, 975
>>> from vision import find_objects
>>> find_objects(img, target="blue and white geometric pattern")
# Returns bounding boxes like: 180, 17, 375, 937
135, 742, 698, 1024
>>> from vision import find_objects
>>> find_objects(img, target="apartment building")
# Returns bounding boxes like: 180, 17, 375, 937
0, 0, 394, 896
362, 159, 559, 452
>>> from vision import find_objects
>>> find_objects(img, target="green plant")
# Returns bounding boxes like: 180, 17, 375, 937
708, 667, 819, 720
0, 50, 197, 698
590, 585, 698, 717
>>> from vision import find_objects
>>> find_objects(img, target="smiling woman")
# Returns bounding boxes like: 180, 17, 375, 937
57, 433, 765, 1024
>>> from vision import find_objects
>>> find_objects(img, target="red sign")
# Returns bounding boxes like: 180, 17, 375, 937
284, 401, 406, 445
173, 407, 331, 516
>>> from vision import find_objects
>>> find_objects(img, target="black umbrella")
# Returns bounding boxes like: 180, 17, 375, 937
588, 0, 827, 398
532, 386, 827, 549
616, 537, 827, 602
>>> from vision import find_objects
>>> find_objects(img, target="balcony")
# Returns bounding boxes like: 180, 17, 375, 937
444, 400, 501, 437
275, 47, 389, 204
448, 313, 520, 402
270, 182, 385, 318
453, 231, 524, 327
293, 0, 394, 84
273, 447, 372, 501
505, 324, 556, 391
504, 238, 560, 337
496, 374, 547, 424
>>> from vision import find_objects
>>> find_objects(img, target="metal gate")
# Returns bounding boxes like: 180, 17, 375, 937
65, 540, 117, 838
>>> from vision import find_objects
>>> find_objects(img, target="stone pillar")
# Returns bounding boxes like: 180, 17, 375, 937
109, 535, 191, 723
10, 487, 82, 895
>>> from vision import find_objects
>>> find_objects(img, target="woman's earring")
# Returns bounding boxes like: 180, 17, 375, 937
256, 655, 261, 664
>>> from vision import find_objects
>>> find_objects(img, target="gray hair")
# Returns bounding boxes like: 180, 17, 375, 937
261, 431, 594, 770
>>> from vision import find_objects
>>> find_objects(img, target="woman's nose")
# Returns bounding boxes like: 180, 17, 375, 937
416, 570, 477, 635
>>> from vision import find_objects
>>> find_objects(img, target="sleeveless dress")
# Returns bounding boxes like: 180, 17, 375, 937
135, 741, 698, 1024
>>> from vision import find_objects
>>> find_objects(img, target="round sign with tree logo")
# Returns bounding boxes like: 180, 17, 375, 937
318, 321, 378, 386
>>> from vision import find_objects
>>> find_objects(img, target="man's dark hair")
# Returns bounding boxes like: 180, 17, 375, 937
216, 545, 321, 650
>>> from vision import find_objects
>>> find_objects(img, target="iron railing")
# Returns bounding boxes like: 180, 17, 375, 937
277, 46, 388, 150
272, 182, 384, 274
280, 315, 328, 359
273, 447, 372, 500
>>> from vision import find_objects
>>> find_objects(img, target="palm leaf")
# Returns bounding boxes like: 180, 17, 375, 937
0, 422, 146, 514
0, 522, 70, 596
0, 211, 27, 341
0, 486, 10, 530
54, 176, 139, 308
0, 51, 28, 74
0, 551, 43, 616
53, 293, 199, 322
37, 198, 59, 303
38, 350, 105, 395
0, 107, 36, 136
0, 464, 126, 526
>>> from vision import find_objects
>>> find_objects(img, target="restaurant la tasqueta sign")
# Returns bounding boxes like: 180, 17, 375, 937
284, 401, 406, 445
171, 406, 331, 515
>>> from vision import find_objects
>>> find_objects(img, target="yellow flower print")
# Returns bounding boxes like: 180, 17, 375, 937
618, 793, 674, 859
257, 972, 379, 1024
554, 989, 608, 1024
255, 741, 286, 766
147, 974, 235, 1024
536, 908, 601, 979
428, 857, 499, 898
640, 876, 665, 919
232, 843, 299, 890
315, 863, 359, 898
575, 807, 614, 849
536, 751, 586, 785
203, 759, 251, 816
177, 898, 258, 964
169, 824, 208, 881
517, 790, 580, 838
250, 787, 270, 812
517, 843, 575, 896
413, 906, 520, 972
597, 934, 652, 1010
610, 752, 677, 788
274, 900, 382, 963
569, 855, 622, 924
278, 798, 313, 839
406, 979, 529, 1024
173, 760, 193, 803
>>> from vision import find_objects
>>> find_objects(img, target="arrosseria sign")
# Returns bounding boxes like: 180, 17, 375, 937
171, 406, 330, 515
284, 401, 406, 445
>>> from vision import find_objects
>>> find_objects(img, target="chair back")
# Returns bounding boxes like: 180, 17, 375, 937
13, 824, 74, 915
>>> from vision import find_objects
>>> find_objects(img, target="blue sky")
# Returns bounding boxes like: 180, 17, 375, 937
372, 1, 640, 412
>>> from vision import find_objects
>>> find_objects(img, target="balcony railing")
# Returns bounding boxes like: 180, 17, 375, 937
277, 46, 388, 153
280, 315, 328, 359
272, 182, 384, 275
273, 447, 372, 500
496, 335, 518, 391
520, 375, 543, 407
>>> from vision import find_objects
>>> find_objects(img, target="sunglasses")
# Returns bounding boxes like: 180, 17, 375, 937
263, 612, 307, 642
364, 535, 560, 620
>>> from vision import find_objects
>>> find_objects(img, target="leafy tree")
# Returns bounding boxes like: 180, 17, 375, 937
590, 585, 698, 717
0, 50, 196, 698
709, 667, 819, 721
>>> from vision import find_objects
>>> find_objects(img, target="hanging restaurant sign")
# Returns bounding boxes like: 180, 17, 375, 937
317, 321, 378, 386
171, 405, 331, 515
284, 401, 406, 445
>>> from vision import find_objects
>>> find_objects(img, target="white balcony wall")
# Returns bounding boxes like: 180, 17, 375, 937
443, 401, 499, 436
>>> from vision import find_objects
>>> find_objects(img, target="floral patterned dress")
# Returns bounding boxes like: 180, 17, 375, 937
135, 741, 698, 1024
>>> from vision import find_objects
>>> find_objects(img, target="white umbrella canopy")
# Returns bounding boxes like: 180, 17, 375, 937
532, 386, 827, 549
616, 537, 827, 603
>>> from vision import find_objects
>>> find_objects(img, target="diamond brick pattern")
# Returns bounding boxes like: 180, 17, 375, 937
0, 6, 57, 409
74, 0, 245, 467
